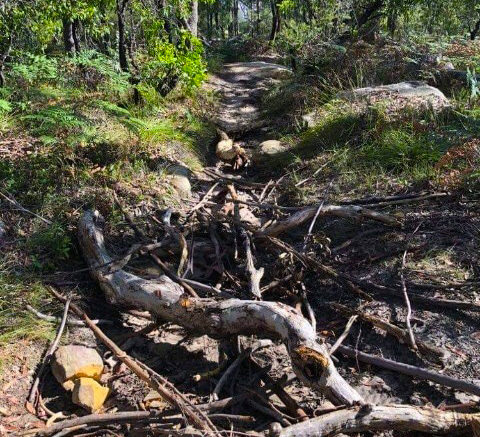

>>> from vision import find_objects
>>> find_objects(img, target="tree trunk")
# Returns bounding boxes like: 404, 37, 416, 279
188, 0, 199, 37
72, 19, 81, 53
78, 210, 363, 407
117, 0, 129, 73
62, 19, 76, 55
269, 0, 281, 41
470, 18, 480, 40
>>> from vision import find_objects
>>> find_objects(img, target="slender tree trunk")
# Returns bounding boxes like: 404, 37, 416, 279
470, 18, 480, 40
232, 0, 239, 36
0, 35, 12, 88
256, 0, 260, 35
72, 19, 81, 53
269, 0, 281, 42
62, 19, 76, 54
117, 0, 129, 73
188, 0, 199, 37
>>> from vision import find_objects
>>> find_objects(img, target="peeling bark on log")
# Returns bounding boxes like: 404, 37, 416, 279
258, 204, 400, 238
78, 210, 363, 406
277, 404, 480, 436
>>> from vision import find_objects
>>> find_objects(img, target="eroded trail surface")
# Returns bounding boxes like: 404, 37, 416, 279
207, 61, 292, 135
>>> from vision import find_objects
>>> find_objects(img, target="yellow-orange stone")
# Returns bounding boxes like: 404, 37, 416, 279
72, 377, 110, 412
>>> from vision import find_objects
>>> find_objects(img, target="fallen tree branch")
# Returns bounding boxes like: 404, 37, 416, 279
336, 345, 480, 397
77, 209, 363, 406
276, 404, 479, 436
258, 204, 400, 238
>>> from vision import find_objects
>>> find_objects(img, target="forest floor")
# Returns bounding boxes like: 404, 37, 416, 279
1, 53, 480, 436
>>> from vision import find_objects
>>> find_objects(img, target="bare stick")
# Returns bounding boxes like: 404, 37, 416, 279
0, 190, 52, 225
302, 180, 333, 253
26, 305, 112, 327
400, 248, 417, 350
329, 315, 357, 356
186, 182, 219, 217
241, 228, 264, 299
331, 303, 446, 361
27, 296, 71, 408
336, 344, 480, 397
277, 404, 479, 436
31, 410, 201, 437
340, 192, 449, 206
48, 287, 216, 433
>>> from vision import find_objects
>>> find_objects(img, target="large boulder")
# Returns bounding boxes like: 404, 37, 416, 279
253, 140, 287, 163
340, 81, 450, 115
51, 345, 104, 390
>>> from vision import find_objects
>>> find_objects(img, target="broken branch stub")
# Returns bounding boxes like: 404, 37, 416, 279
78, 210, 363, 406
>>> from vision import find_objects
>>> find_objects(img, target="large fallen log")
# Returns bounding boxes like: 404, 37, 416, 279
276, 404, 480, 436
78, 210, 363, 406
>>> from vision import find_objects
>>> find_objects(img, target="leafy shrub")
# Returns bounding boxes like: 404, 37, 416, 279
141, 33, 207, 95
9, 53, 58, 88
65, 50, 130, 95
21, 105, 88, 137
0, 99, 12, 113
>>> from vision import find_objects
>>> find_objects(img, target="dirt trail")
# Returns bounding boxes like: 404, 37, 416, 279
207, 61, 292, 135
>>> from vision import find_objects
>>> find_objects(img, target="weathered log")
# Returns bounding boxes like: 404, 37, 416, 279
276, 404, 480, 436
78, 210, 363, 406
258, 204, 400, 238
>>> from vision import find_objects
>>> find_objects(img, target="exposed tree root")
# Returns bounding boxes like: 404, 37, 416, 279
78, 210, 363, 406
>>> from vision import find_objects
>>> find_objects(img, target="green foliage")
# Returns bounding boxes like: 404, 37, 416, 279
27, 222, 72, 270
362, 128, 443, 172
141, 33, 207, 94
9, 53, 58, 88
0, 99, 12, 113
66, 50, 131, 95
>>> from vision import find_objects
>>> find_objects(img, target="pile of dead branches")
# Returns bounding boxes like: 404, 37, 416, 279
28, 178, 480, 436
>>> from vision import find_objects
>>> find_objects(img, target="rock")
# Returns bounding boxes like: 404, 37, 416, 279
143, 390, 169, 409
340, 81, 450, 115
166, 165, 192, 197
253, 140, 287, 163
301, 111, 317, 128
72, 377, 109, 412
169, 174, 191, 197
51, 345, 104, 390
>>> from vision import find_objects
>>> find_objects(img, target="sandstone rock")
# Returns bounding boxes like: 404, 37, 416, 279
340, 81, 450, 115
253, 140, 287, 163
166, 165, 192, 197
169, 174, 191, 197
72, 377, 109, 412
51, 345, 104, 389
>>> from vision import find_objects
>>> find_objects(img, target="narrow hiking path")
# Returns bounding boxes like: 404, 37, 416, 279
207, 61, 292, 136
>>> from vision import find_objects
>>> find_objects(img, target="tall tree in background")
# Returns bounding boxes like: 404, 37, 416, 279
117, 0, 130, 72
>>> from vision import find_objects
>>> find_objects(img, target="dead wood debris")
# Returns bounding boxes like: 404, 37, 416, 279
29, 179, 480, 437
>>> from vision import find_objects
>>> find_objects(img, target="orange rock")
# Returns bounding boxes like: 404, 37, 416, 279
72, 377, 109, 412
